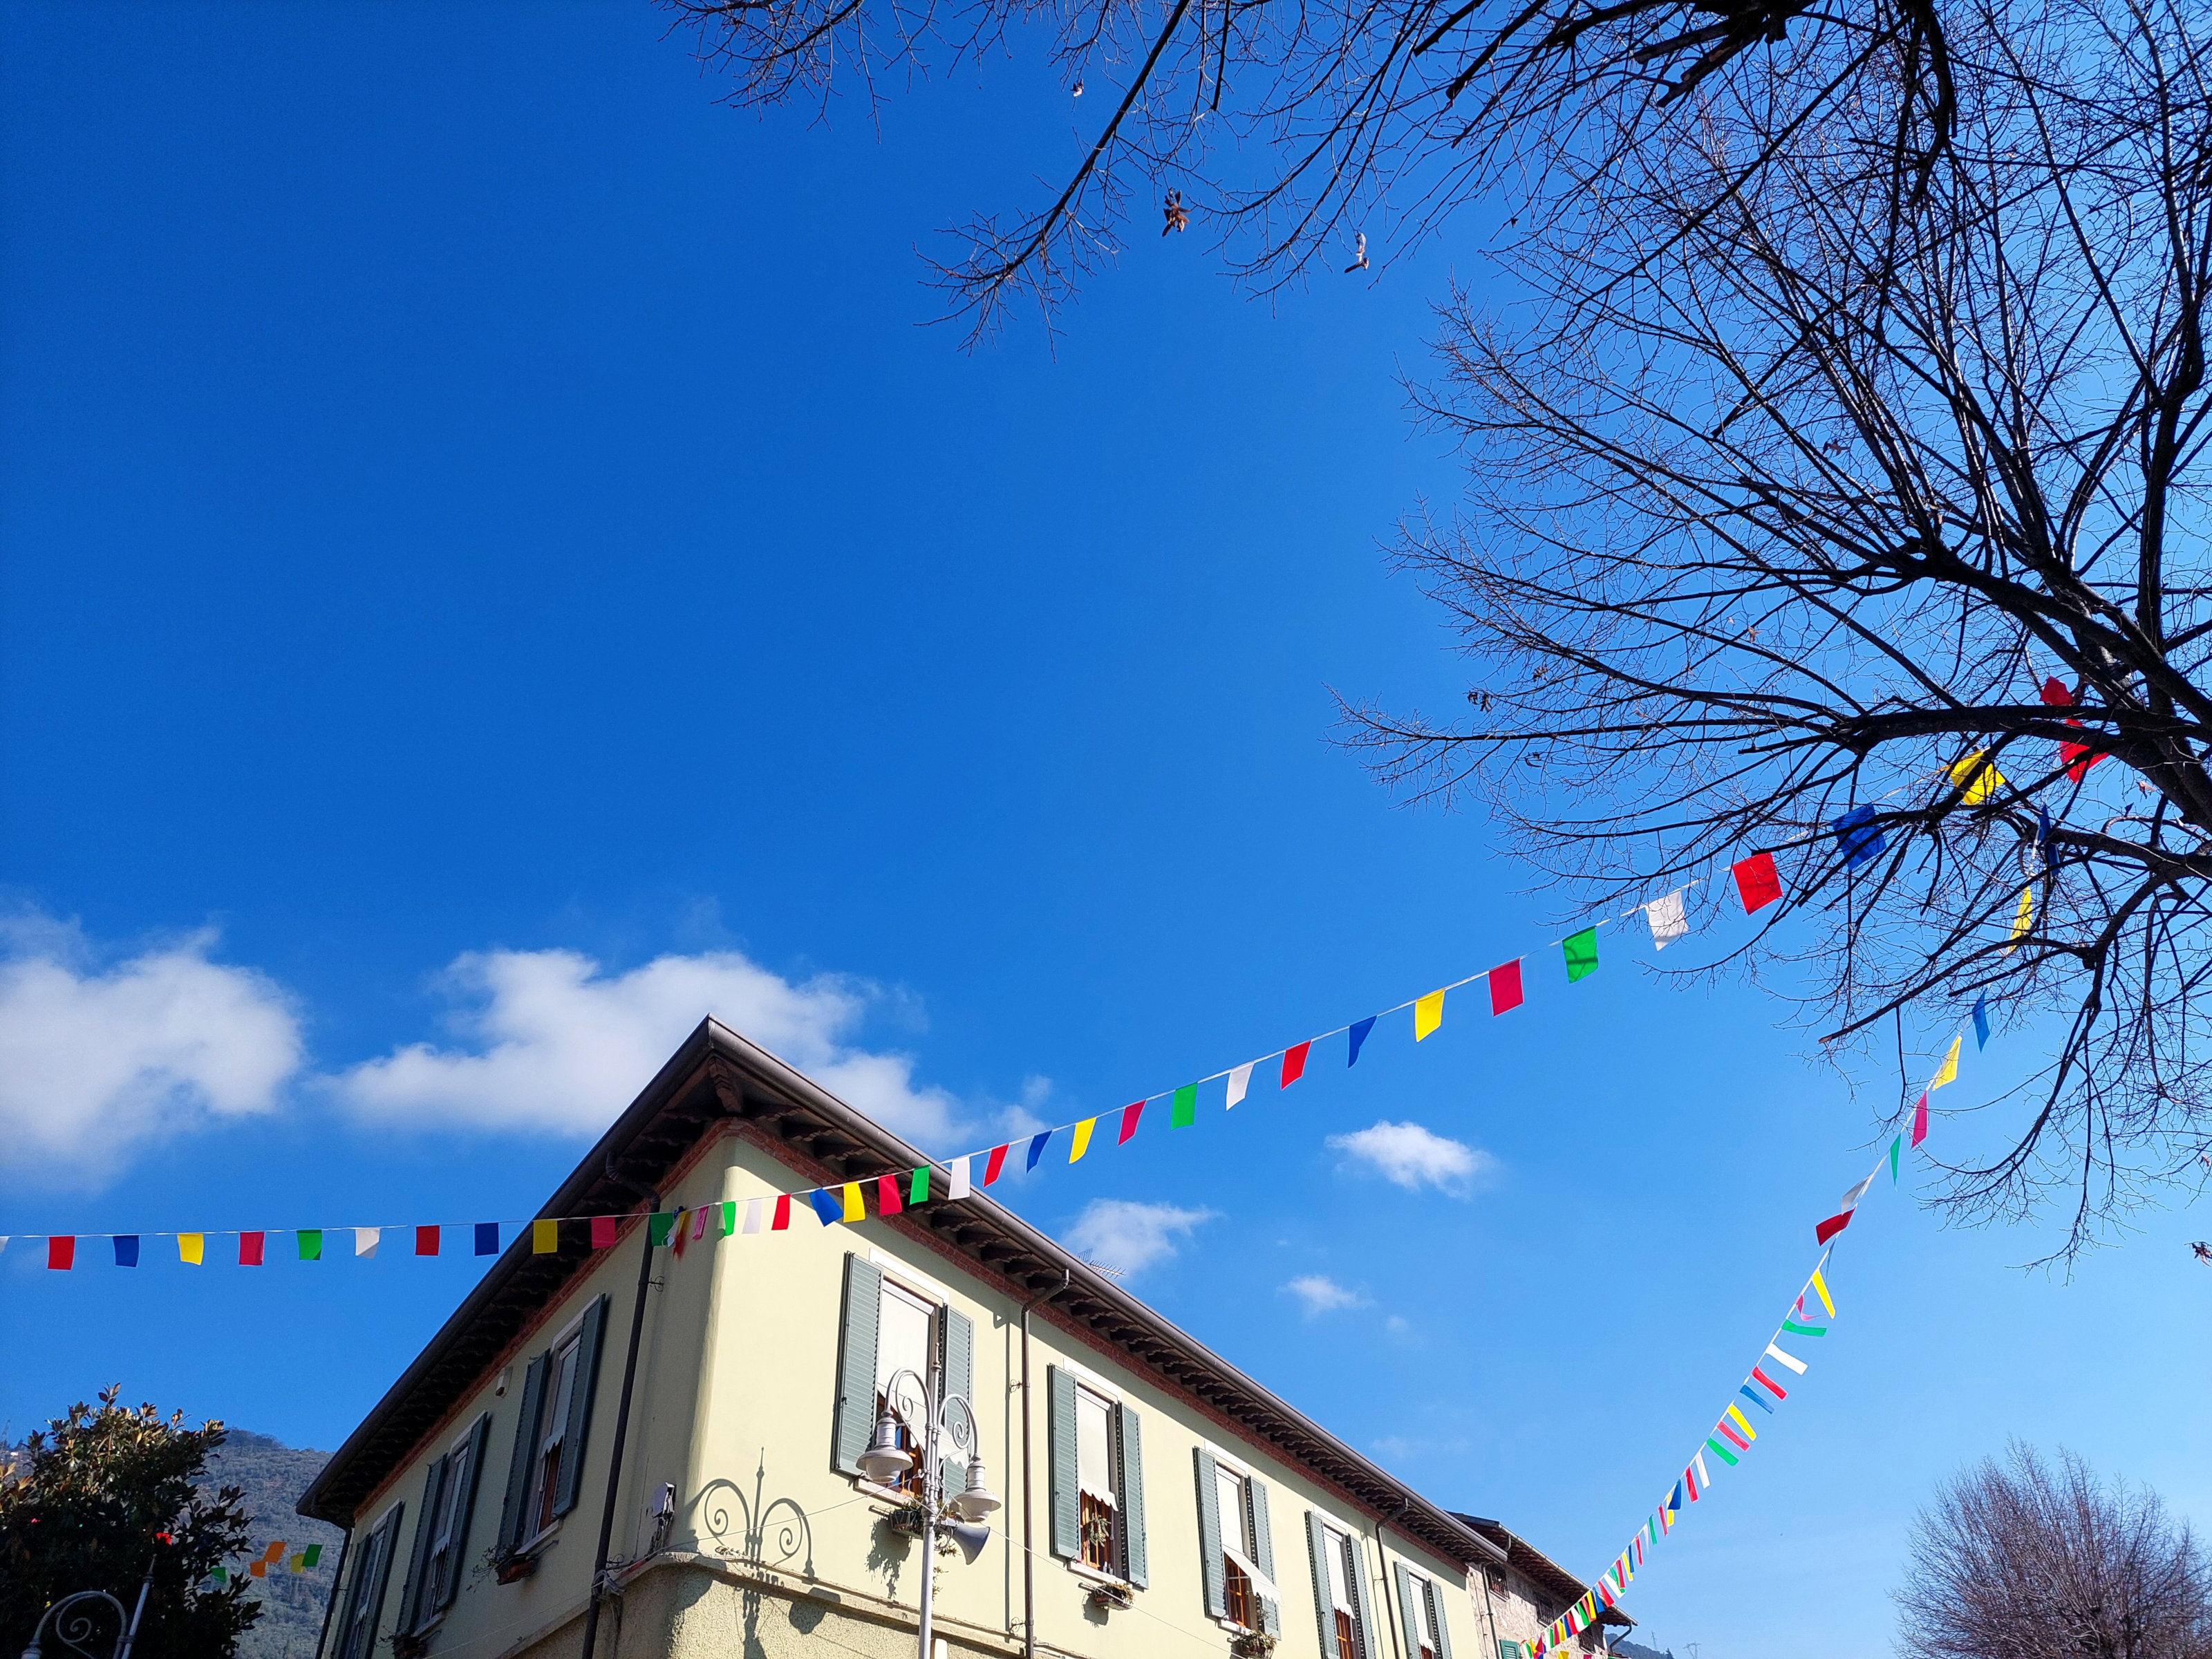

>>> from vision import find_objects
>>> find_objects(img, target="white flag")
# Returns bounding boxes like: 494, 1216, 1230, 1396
1838, 1173, 1875, 1213
1647, 890, 1690, 948
1226, 1063, 1254, 1108
948, 1154, 973, 1201
1694, 1451, 1712, 1488
1764, 1340, 1808, 1375
354, 1228, 379, 1259
742, 1197, 765, 1235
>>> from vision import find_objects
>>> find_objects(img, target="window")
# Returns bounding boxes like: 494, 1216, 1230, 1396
1307, 1514, 1368, 1659
496, 1295, 610, 1561
336, 1503, 403, 1659
1194, 1449, 1275, 1633
832, 1255, 976, 1500
1215, 1465, 1262, 1629
1394, 1564, 1452, 1659
873, 1279, 937, 1495
1046, 1365, 1149, 1587
401, 1415, 490, 1634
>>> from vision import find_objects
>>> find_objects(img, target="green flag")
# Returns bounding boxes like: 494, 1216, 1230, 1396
1562, 928, 1600, 982
1171, 1083, 1197, 1127
297, 1230, 322, 1262
648, 1212, 676, 1246
909, 1166, 929, 1204
302, 1544, 321, 1568
1889, 1134, 1901, 1181
211, 1566, 227, 1584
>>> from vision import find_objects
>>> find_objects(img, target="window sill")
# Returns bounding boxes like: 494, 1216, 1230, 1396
852, 1477, 924, 1510
494, 1528, 560, 1584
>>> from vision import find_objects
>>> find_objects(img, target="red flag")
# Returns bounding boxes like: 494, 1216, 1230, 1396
877, 1174, 903, 1217
2041, 676, 2073, 706
1118, 1101, 1144, 1144
1732, 852, 1781, 912
1684, 1462, 1700, 1501
1281, 1042, 1311, 1088
1751, 1364, 1790, 1400
591, 1216, 619, 1250
1715, 1418, 1751, 1451
1911, 1091, 1929, 1147
1814, 1209, 1854, 1246
240, 1232, 265, 1266
771, 1194, 791, 1231
415, 1226, 440, 1257
46, 1235, 73, 1270
1489, 960, 1524, 1015
984, 1144, 1010, 1185
672, 1210, 690, 1256
2043, 676, 2103, 779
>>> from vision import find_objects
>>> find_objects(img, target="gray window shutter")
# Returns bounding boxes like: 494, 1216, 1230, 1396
1047, 1367, 1079, 1559
365, 1508, 402, 1655
498, 1353, 550, 1550
832, 1255, 883, 1474
397, 1459, 445, 1635
552, 1294, 610, 1519
342, 1505, 402, 1659
1192, 1448, 1225, 1619
940, 1307, 974, 1497
1343, 1532, 1374, 1659
1306, 1512, 1340, 1659
1117, 1404, 1148, 1588
442, 1414, 493, 1613
1250, 1479, 1280, 1636
1396, 1563, 1419, 1655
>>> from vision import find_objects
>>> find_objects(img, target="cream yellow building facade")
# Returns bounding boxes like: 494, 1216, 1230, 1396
301, 1022, 1601, 1659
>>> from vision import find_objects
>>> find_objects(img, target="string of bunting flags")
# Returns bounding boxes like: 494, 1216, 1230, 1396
207, 1539, 324, 1583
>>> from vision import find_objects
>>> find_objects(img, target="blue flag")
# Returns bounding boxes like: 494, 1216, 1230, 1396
1833, 805, 1886, 868
1973, 994, 1989, 1049
809, 1188, 844, 1226
1027, 1130, 1053, 1170
1737, 1382, 1775, 1414
1347, 1016, 1377, 1066
474, 1222, 500, 1256
113, 1235, 139, 1268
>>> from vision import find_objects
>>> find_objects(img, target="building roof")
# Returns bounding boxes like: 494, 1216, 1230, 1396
1456, 1516, 1634, 1629
299, 1019, 1506, 1573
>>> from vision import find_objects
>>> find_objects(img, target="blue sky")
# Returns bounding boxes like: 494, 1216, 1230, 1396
3, 5, 2206, 1657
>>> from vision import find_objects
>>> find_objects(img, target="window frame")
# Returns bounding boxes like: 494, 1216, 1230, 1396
1318, 1518, 1365, 1659
1212, 1463, 1262, 1632
517, 1309, 589, 1550
415, 1425, 476, 1628
1404, 1566, 1441, 1659
867, 1275, 940, 1499
337, 1503, 402, 1659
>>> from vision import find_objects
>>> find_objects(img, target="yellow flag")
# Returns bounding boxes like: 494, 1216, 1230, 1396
2009, 884, 2034, 947
290, 1553, 305, 1574
1809, 1266, 1835, 1318
1930, 1034, 1962, 1090
1949, 750, 2005, 805
531, 1219, 558, 1255
841, 1182, 865, 1224
178, 1233, 204, 1266
1414, 989, 1445, 1041
1725, 1403, 1758, 1442
1069, 1117, 1096, 1163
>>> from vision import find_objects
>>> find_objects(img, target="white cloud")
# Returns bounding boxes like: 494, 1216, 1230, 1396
0, 917, 302, 1183
332, 946, 968, 1143
1325, 1120, 1496, 1196
1282, 1275, 1367, 1316
1061, 1199, 1215, 1277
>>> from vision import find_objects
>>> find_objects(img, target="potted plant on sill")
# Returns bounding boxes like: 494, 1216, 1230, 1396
1087, 1581, 1134, 1612
1230, 1630, 1279, 1658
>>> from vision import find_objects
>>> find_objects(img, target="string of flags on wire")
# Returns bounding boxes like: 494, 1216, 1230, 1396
207, 1540, 323, 1583
8, 777, 2030, 1264
1526, 1009, 1992, 1658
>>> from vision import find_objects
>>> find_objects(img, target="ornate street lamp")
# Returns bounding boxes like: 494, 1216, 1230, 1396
864, 1365, 1001, 1659
20, 1591, 127, 1659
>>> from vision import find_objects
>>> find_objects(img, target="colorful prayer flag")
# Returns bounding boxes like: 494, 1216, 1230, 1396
984, 1145, 1009, 1185
179, 1233, 204, 1266
1839, 1173, 1874, 1212
1562, 928, 1599, 982
773, 1194, 793, 1230
1973, 994, 1989, 1049
648, 1212, 677, 1246
742, 1198, 765, 1235
1068, 1119, 1096, 1163
1647, 889, 1689, 948
1118, 1101, 1144, 1144
877, 1173, 904, 1215
1931, 1034, 1961, 1089
1732, 852, 1781, 912
1911, 1091, 1930, 1147
2009, 885, 2034, 947
1489, 960, 1524, 1015
249, 1562, 265, 1579
1948, 750, 2005, 805
809, 1189, 843, 1226
1683, 1461, 1700, 1501
841, 1183, 865, 1223
1225, 1066, 1251, 1108
1815, 1209, 1854, 1245
1281, 1042, 1311, 1087
1694, 1451, 1712, 1490
1714, 1420, 1750, 1452
474, 1223, 499, 1256
1705, 1435, 1740, 1467
1765, 1339, 1808, 1374
1890, 1134, 1901, 1181
691, 1206, 709, 1242
240, 1232, 265, 1267
303, 1544, 321, 1568
1833, 805, 1886, 868
210, 1567, 227, 1584
1751, 1365, 1790, 1400
1027, 1130, 1053, 1169
1414, 988, 1445, 1040
1348, 1016, 1376, 1064
299, 1229, 324, 1262
355, 1228, 379, 1259
1723, 1403, 1758, 1441
265, 1541, 285, 1563
290, 1553, 304, 1573
948, 1156, 972, 1201
1174, 1082, 1198, 1123
415, 1226, 439, 1257
532, 1219, 558, 1255
1809, 1266, 1835, 1317
1737, 1383, 1775, 1414
909, 1167, 928, 1205
113, 1235, 138, 1267
590, 1215, 618, 1250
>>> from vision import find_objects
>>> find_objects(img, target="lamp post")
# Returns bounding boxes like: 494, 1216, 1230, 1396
856, 1365, 1001, 1659
20, 1590, 126, 1659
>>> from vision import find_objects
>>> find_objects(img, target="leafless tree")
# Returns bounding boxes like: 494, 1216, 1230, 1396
668, 0, 1957, 338
1897, 1443, 2212, 1659
1346, 0, 2212, 1255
